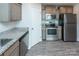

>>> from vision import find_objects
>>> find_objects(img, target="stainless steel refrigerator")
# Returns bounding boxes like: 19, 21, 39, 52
59, 13, 77, 42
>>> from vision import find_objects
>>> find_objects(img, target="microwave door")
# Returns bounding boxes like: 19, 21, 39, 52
46, 14, 51, 20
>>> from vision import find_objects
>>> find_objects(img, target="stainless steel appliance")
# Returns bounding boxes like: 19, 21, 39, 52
45, 14, 58, 40
46, 14, 57, 20
19, 32, 29, 56
59, 13, 77, 42
42, 13, 59, 41
46, 27, 58, 40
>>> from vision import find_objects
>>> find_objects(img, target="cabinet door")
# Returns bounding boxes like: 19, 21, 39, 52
59, 7, 66, 13
10, 46, 19, 56
4, 41, 19, 56
57, 26, 62, 39
42, 28, 46, 40
10, 3, 21, 21
0, 4, 10, 22
46, 6, 56, 14
66, 7, 73, 13
59, 6, 73, 13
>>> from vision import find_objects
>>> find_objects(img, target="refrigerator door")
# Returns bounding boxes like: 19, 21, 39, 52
64, 14, 76, 24
64, 24, 76, 42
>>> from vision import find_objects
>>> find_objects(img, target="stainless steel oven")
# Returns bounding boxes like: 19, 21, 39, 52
46, 27, 58, 40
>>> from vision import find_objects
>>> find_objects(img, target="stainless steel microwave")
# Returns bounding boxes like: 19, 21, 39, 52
46, 14, 56, 20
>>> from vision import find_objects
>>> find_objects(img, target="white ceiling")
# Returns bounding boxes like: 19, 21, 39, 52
42, 3, 77, 6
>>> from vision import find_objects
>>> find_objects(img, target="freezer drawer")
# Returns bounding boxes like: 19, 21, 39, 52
64, 24, 77, 41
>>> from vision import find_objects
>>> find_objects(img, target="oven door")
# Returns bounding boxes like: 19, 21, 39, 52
46, 28, 58, 40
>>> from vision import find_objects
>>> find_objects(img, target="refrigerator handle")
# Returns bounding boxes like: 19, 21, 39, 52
64, 15, 67, 24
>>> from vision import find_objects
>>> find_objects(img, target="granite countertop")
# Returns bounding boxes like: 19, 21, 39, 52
0, 27, 28, 55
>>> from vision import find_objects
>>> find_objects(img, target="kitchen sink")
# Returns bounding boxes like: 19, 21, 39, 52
0, 39, 12, 47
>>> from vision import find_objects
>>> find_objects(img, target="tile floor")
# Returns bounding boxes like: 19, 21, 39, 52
26, 40, 79, 56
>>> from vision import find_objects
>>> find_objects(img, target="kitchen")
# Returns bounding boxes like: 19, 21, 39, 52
0, 3, 42, 56
0, 3, 79, 56
42, 4, 76, 41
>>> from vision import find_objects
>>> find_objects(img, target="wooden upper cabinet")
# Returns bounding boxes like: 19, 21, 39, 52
59, 6, 73, 13
46, 6, 56, 14
0, 3, 22, 22
43, 6, 73, 14
10, 3, 21, 21
59, 7, 66, 13
66, 7, 73, 13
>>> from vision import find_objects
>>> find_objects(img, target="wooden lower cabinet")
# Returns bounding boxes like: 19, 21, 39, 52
4, 41, 19, 56
10, 46, 19, 56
